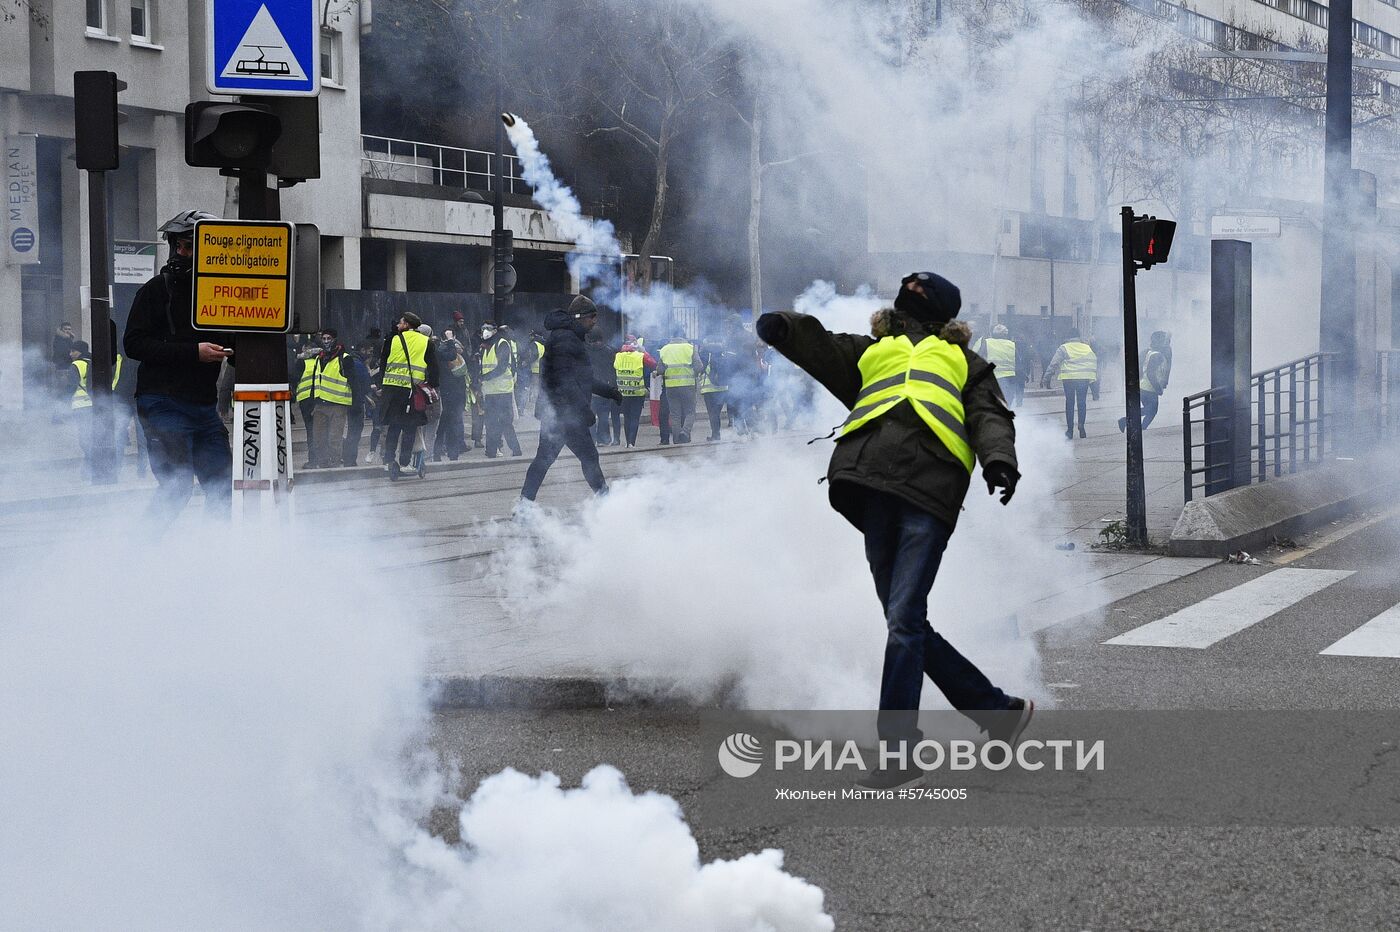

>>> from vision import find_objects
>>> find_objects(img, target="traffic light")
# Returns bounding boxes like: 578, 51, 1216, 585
492, 228, 516, 297
1131, 216, 1176, 270
74, 71, 127, 171
184, 101, 282, 172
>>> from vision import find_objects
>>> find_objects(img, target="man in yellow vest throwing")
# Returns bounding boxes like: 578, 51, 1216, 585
1043, 328, 1099, 440
756, 270, 1031, 790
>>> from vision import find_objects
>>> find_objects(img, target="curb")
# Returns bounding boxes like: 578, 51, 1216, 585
428, 674, 710, 710
0, 432, 731, 512
1167, 450, 1400, 557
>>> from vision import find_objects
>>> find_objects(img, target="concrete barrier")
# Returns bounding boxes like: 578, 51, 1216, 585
1168, 452, 1397, 557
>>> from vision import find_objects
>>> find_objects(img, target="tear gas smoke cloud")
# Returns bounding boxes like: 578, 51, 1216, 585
505, 114, 624, 283
494, 116, 1103, 713
0, 510, 833, 930
489, 385, 1089, 714
505, 115, 723, 336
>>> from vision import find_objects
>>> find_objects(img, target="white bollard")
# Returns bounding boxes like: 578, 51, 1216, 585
231, 383, 294, 524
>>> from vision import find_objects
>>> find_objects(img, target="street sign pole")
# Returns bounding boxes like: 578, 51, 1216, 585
201, 0, 320, 519
1121, 206, 1148, 548
225, 178, 294, 522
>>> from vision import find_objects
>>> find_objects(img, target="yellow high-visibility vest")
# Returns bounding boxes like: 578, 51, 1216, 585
699, 357, 727, 394
981, 337, 1016, 376
531, 340, 544, 375
1058, 341, 1097, 381
614, 350, 646, 397
311, 354, 353, 405
112, 353, 123, 390
840, 334, 973, 473
296, 359, 316, 402
482, 340, 516, 395
1140, 350, 1163, 394
659, 341, 696, 388
384, 330, 429, 388
71, 359, 92, 409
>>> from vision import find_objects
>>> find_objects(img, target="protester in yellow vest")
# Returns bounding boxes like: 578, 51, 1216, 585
613, 338, 656, 448
755, 270, 1028, 790
1119, 330, 1172, 434
479, 323, 522, 458
1044, 329, 1099, 439
376, 312, 439, 480
296, 329, 355, 469
658, 328, 699, 444
698, 337, 734, 442
66, 342, 97, 477
973, 323, 1023, 409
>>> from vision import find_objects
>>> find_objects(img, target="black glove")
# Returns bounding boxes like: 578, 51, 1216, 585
755, 313, 789, 345
983, 462, 1018, 505
605, 386, 624, 403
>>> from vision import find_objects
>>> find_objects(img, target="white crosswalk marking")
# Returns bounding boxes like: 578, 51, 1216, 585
1320, 604, 1400, 658
1104, 568, 1354, 649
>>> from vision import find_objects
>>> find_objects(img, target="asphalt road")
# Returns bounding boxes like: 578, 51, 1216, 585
430, 515, 1400, 930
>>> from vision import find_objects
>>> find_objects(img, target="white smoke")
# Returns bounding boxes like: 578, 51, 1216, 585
505, 115, 725, 337
0, 511, 833, 930
506, 115, 624, 274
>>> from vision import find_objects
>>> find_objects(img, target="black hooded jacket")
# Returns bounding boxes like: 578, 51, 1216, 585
539, 309, 619, 425
123, 264, 234, 405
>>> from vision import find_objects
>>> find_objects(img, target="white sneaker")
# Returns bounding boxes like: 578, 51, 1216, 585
364, 450, 378, 464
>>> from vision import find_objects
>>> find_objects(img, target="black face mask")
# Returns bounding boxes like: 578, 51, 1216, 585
165, 252, 193, 275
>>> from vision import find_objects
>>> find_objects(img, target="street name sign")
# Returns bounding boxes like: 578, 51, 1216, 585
208, 0, 320, 97
192, 219, 294, 333
1210, 215, 1282, 239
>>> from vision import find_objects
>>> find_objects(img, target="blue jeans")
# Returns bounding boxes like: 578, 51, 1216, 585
859, 490, 1012, 739
137, 394, 231, 523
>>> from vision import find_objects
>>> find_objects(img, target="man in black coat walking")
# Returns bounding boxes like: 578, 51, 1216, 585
519, 296, 623, 502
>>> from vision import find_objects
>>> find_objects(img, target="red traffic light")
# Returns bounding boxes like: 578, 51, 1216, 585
1131, 216, 1176, 270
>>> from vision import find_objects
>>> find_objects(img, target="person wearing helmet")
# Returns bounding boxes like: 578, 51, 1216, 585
973, 322, 1024, 409
122, 209, 235, 524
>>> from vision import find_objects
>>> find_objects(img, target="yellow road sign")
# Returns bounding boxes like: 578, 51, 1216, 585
192, 219, 294, 332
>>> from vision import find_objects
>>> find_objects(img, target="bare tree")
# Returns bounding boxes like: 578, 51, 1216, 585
575, 1, 736, 278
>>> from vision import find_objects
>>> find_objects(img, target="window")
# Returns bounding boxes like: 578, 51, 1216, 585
320, 28, 342, 85
130, 0, 152, 41
86, 0, 106, 31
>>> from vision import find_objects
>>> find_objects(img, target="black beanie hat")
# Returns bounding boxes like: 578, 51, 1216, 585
568, 295, 598, 317
894, 271, 961, 324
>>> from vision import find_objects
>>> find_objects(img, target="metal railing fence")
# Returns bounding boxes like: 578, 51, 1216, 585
360, 134, 524, 193
1182, 353, 1329, 501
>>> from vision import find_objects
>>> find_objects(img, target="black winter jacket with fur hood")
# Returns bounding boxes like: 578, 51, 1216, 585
757, 310, 1019, 531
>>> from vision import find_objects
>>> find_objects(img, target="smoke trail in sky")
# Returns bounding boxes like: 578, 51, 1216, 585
505, 115, 623, 271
